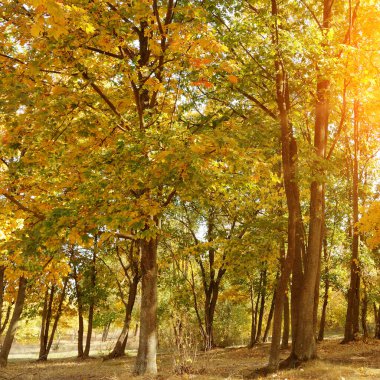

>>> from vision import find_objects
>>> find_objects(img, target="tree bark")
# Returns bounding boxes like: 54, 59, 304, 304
0, 277, 27, 367
134, 235, 158, 375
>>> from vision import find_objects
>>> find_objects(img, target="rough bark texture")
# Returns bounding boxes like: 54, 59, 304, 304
134, 236, 158, 375
0, 277, 27, 367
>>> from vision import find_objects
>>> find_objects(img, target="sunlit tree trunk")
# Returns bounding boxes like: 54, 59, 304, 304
134, 232, 158, 375
108, 274, 139, 359
0, 277, 27, 367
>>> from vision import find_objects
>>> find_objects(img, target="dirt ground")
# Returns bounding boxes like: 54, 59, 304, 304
1, 339, 379, 379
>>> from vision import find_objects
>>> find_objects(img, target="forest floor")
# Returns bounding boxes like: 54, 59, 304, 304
2, 338, 379, 379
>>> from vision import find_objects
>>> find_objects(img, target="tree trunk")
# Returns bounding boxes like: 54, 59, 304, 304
108, 275, 139, 359
281, 293, 289, 349
102, 322, 111, 342
248, 280, 256, 349
263, 291, 275, 343
0, 277, 27, 367
361, 283, 368, 340
291, 81, 328, 362
83, 236, 97, 358
343, 99, 361, 343
38, 285, 55, 361
73, 267, 84, 358
290, 0, 331, 363
374, 304, 380, 339
134, 235, 158, 375
255, 269, 267, 343
318, 236, 329, 341
38, 279, 68, 361
268, 0, 299, 370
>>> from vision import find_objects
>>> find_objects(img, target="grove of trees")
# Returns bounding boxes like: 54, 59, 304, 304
0, 0, 379, 376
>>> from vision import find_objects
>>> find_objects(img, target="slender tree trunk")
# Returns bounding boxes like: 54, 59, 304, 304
83, 304, 94, 358
374, 304, 380, 339
73, 267, 84, 358
281, 293, 289, 349
46, 279, 68, 356
38, 285, 56, 361
361, 283, 368, 340
102, 322, 110, 342
0, 277, 27, 367
263, 291, 275, 343
318, 236, 329, 341
108, 275, 139, 359
0, 266, 5, 336
256, 269, 267, 343
83, 237, 97, 358
38, 279, 68, 361
134, 234, 158, 375
343, 99, 361, 343
248, 280, 256, 349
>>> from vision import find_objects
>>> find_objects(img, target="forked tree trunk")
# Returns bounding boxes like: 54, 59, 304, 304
289, 0, 331, 364
38, 279, 68, 361
291, 75, 329, 363
0, 277, 27, 367
108, 275, 139, 359
134, 235, 158, 375
268, 0, 299, 370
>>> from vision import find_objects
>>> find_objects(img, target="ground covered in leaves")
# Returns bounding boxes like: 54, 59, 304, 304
2, 339, 380, 379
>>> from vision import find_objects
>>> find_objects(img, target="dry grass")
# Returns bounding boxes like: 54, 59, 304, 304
1, 339, 379, 379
